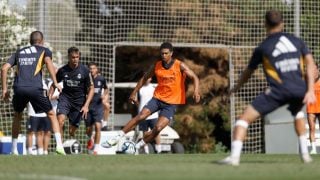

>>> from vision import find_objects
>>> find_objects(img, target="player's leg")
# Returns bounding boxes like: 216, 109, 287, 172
307, 113, 317, 154
218, 105, 260, 166
43, 117, 51, 155
47, 110, 65, 154
102, 108, 152, 147
294, 112, 312, 163
85, 110, 94, 151
93, 121, 102, 154
26, 118, 34, 155
37, 131, 44, 155
68, 109, 82, 138
138, 120, 149, 154
102, 99, 110, 131
150, 118, 162, 153
136, 116, 169, 151
11, 89, 28, 155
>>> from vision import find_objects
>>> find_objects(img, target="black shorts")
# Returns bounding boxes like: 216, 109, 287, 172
252, 89, 304, 116
13, 86, 52, 113
85, 106, 103, 127
26, 116, 52, 132
139, 118, 157, 131
56, 95, 83, 128
144, 98, 177, 121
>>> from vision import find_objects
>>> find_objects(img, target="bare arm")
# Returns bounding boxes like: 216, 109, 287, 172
1, 63, 12, 102
45, 57, 61, 92
129, 64, 155, 104
230, 67, 255, 94
304, 54, 316, 104
180, 62, 200, 103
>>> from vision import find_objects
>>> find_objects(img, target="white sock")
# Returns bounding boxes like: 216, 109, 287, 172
102, 121, 108, 127
230, 140, 243, 158
135, 140, 146, 149
12, 138, 18, 153
28, 147, 33, 155
93, 144, 100, 152
38, 148, 44, 155
311, 142, 316, 151
155, 144, 161, 153
54, 133, 63, 148
44, 150, 48, 155
299, 135, 309, 154
119, 131, 125, 137
144, 145, 149, 154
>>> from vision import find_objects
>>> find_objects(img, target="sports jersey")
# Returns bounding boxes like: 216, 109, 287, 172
307, 80, 320, 113
153, 59, 186, 104
138, 83, 159, 120
56, 63, 93, 105
7, 45, 52, 89
90, 75, 108, 108
248, 32, 310, 96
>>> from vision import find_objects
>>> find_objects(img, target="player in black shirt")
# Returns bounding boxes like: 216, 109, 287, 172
86, 62, 109, 154
1, 31, 65, 155
219, 10, 317, 165
50, 47, 94, 140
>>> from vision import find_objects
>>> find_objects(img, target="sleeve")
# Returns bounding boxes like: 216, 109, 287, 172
248, 47, 263, 70
56, 68, 62, 82
300, 39, 311, 56
7, 53, 17, 66
103, 77, 108, 89
44, 48, 53, 59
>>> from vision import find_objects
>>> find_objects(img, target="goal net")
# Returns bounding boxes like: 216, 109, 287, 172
1, 0, 319, 153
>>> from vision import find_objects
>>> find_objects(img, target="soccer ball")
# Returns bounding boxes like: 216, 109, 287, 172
121, 141, 136, 154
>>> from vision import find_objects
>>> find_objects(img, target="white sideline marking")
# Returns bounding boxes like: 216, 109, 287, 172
0, 173, 87, 180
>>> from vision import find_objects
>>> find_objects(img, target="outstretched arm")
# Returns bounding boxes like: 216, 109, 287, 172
180, 62, 200, 103
230, 67, 254, 94
129, 64, 155, 105
1, 63, 12, 102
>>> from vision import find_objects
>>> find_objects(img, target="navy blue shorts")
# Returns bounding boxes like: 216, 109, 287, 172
252, 90, 304, 116
26, 116, 52, 132
56, 95, 83, 128
139, 118, 157, 131
85, 106, 103, 127
13, 86, 52, 113
144, 98, 177, 121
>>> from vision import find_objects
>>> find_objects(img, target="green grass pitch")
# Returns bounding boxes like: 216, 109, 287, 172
0, 154, 319, 180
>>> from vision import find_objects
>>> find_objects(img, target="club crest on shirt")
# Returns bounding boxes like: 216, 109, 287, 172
97, 81, 101, 86
77, 74, 81, 79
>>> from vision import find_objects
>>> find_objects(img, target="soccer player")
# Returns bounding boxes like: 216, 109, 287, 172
306, 66, 320, 154
50, 47, 94, 140
1, 31, 65, 155
102, 42, 200, 152
85, 62, 109, 154
219, 10, 316, 166
137, 78, 161, 154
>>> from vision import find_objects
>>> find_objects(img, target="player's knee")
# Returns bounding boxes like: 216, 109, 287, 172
153, 125, 163, 134
294, 111, 304, 119
235, 119, 249, 129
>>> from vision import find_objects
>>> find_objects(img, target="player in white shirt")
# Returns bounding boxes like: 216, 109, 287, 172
138, 78, 161, 154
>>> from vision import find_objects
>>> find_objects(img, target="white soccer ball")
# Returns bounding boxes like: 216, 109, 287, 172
121, 141, 136, 154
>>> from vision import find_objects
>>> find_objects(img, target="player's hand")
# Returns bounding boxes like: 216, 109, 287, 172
55, 83, 62, 93
304, 90, 316, 105
129, 94, 138, 105
80, 106, 89, 119
193, 91, 201, 103
1, 90, 10, 103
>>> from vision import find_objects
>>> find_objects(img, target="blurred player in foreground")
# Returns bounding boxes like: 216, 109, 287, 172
219, 10, 316, 166
306, 66, 320, 154
1, 31, 65, 155
102, 42, 200, 152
